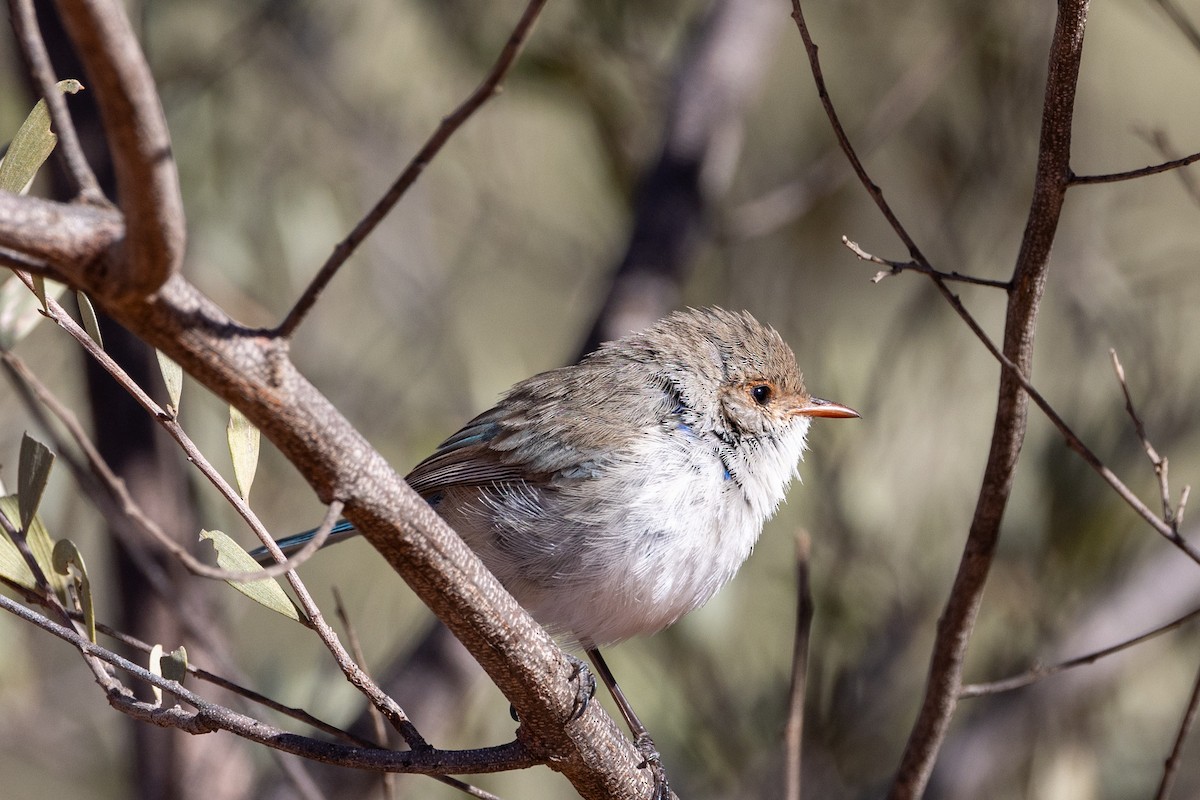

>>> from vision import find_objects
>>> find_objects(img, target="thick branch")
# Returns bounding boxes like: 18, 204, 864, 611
52, 0, 184, 296
0, 191, 122, 267
889, 3, 1090, 797
36, 267, 648, 797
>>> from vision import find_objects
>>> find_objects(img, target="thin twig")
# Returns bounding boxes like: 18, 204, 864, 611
7, 271, 333, 580
9, 0, 105, 202
334, 586, 395, 757
278, 537, 429, 749
0, 573, 377, 747
1068, 151, 1200, 186
784, 531, 813, 800
843, 247, 1200, 565
7, 282, 430, 747
274, 0, 548, 338
788, 1, 928, 266
961, 605, 1200, 697
725, 34, 961, 241
331, 589, 500, 800
1110, 349, 1191, 529
844, 238, 1010, 289
807, 48, 1198, 566
1139, 129, 1200, 209
0, 591, 537, 774
1, 342, 329, 583
1155, 653, 1200, 800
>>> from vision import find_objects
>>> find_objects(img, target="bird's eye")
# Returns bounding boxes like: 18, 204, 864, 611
750, 384, 772, 405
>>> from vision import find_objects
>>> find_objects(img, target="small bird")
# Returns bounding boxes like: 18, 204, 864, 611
261, 307, 857, 790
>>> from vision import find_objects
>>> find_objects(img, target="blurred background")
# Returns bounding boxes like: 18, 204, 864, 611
3, 0, 1200, 798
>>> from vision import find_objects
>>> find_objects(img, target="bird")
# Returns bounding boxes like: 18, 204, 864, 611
257, 307, 857, 792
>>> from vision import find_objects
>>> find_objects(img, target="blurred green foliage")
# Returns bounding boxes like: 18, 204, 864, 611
3, 1, 1200, 798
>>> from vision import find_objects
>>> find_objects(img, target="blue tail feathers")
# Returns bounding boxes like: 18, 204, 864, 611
248, 519, 360, 565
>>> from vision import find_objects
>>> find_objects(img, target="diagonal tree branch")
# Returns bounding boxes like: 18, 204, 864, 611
274, 0, 549, 339
1, 0, 656, 793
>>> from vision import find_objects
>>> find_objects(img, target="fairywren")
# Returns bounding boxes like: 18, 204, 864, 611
262, 307, 857, 788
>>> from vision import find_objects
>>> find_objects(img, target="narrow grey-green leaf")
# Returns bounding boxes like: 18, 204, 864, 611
0, 495, 68, 600
199, 529, 302, 622
0, 80, 83, 194
0, 274, 68, 349
52, 538, 94, 643
31, 276, 47, 311
155, 350, 183, 414
227, 406, 260, 501
76, 291, 103, 349
17, 434, 54, 532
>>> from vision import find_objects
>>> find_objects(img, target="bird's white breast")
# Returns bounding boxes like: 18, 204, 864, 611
496, 417, 813, 646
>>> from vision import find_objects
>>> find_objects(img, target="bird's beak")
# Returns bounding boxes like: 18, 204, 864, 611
793, 396, 860, 419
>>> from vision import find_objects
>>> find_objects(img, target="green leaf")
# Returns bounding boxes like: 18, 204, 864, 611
155, 350, 183, 415
0, 79, 83, 194
0, 274, 68, 349
76, 291, 103, 349
17, 434, 54, 532
227, 406, 260, 501
199, 529, 302, 622
52, 538, 94, 643
0, 495, 68, 600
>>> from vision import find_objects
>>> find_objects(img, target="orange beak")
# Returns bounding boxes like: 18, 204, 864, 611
793, 396, 860, 419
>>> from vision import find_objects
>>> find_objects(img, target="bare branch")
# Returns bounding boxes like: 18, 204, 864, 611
274, 0, 548, 339
726, 34, 961, 241
0, 191, 122, 269
1068, 150, 1200, 185
783, 531, 813, 800
844, 237, 1010, 289
960, 605, 1200, 697
1155, 656, 1200, 800
330, 592, 499, 800
0, 578, 378, 748
0, 591, 540, 774
1110, 349, 1190, 529
1140, 129, 1200, 207
53, 0, 185, 295
788, 0, 930, 267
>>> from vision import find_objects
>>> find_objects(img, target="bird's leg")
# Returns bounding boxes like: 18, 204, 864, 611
586, 646, 671, 799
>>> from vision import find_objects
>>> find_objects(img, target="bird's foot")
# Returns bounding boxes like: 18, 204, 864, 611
634, 732, 670, 799
565, 653, 597, 721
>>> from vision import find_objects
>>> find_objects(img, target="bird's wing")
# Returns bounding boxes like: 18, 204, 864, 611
405, 412, 535, 496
